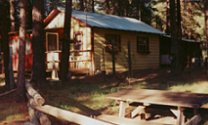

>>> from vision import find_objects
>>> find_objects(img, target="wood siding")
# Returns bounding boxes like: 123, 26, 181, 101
93, 28, 160, 74
45, 18, 92, 73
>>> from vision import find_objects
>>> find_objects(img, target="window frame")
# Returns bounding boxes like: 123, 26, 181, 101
137, 36, 150, 54
105, 34, 121, 54
46, 32, 59, 52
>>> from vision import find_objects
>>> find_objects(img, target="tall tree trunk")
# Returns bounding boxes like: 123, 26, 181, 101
205, 0, 208, 58
106, 0, 110, 14
31, 0, 46, 84
91, 0, 95, 12
169, 0, 178, 71
170, 0, 183, 73
60, 0, 72, 82
111, 41, 116, 75
0, 0, 12, 90
10, 0, 15, 32
177, 0, 182, 38
79, 0, 84, 11
17, 0, 27, 102
127, 41, 132, 77
176, 0, 186, 70
166, 0, 170, 34
9, 0, 16, 89
117, 0, 123, 16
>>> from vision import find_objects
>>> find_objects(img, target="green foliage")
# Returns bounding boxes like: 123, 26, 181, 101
152, 1, 205, 41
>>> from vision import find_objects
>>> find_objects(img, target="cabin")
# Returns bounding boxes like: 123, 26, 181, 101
44, 9, 164, 75
160, 35, 202, 67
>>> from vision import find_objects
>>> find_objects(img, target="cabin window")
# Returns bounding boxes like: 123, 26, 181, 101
137, 36, 149, 54
105, 34, 121, 53
46, 32, 59, 51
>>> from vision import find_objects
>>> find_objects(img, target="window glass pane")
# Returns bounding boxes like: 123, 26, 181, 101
137, 36, 149, 53
105, 34, 121, 53
47, 33, 58, 51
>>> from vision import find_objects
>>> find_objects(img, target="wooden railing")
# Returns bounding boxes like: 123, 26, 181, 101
25, 82, 113, 125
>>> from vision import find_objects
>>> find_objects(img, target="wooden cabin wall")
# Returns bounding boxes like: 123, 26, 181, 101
45, 18, 92, 73
131, 34, 160, 70
93, 28, 160, 74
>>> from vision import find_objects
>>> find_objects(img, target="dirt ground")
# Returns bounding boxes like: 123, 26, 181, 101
0, 91, 29, 125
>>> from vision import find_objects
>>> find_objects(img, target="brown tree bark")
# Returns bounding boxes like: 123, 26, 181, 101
166, 0, 170, 34
17, 0, 27, 102
177, 0, 182, 38
170, 0, 183, 73
205, 0, 208, 58
60, 0, 72, 82
31, 0, 46, 84
111, 41, 116, 75
0, 0, 13, 90
10, 0, 15, 32
91, 0, 95, 12
105, 0, 110, 14
79, 0, 84, 11
170, 0, 178, 70
176, 0, 186, 70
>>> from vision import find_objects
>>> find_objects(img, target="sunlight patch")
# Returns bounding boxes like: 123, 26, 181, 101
170, 81, 208, 93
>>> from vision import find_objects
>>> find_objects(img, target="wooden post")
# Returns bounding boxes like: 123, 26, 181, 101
9, 47, 15, 89
127, 41, 132, 84
177, 107, 185, 125
111, 40, 116, 75
51, 60, 59, 80
119, 101, 128, 118
131, 106, 145, 119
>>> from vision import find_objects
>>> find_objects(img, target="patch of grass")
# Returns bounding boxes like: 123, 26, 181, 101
0, 102, 28, 124
169, 81, 208, 93
41, 81, 121, 115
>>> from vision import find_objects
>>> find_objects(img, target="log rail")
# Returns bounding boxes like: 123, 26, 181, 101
25, 82, 113, 125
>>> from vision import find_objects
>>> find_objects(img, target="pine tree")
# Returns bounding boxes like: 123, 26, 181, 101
31, 0, 46, 84
17, 0, 28, 101
60, 0, 72, 82
0, 0, 12, 90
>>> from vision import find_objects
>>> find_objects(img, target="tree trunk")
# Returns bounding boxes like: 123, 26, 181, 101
31, 0, 46, 84
176, 0, 186, 70
170, 0, 183, 73
166, 0, 170, 34
205, 0, 208, 58
0, 0, 13, 90
176, 0, 182, 38
9, 0, 16, 89
17, 0, 27, 102
111, 41, 116, 75
10, 0, 16, 32
170, 0, 177, 71
60, 0, 72, 82
91, 0, 95, 12
106, 0, 110, 14
79, 0, 84, 11
127, 41, 132, 77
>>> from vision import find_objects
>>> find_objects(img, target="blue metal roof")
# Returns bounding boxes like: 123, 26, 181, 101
72, 10, 164, 35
